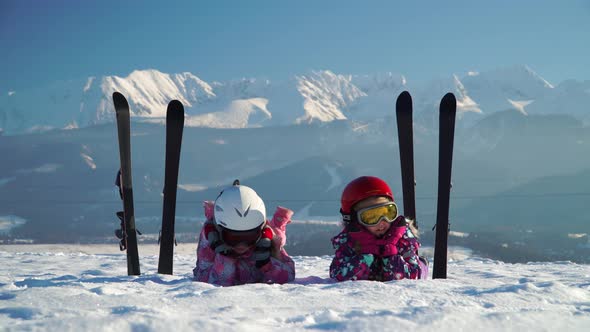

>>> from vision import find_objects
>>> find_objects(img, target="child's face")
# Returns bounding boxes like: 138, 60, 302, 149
354, 196, 393, 237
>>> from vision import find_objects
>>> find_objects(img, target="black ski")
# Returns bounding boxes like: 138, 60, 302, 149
113, 92, 141, 276
433, 93, 457, 279
395, 91, 417, 226
157, 100, 185, 275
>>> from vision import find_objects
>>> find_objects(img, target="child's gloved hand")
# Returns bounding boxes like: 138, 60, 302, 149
348, 225, 407, 257
203, 201, 215, 221
348, 230, 381, 255
268, 206, 293, 249
376, 226, 406, 256
203, 223, 231, 255
254, 227, 274, 268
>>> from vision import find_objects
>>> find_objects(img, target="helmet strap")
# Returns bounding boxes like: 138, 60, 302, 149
340, 209, 360, 232
340, 209, 351, 223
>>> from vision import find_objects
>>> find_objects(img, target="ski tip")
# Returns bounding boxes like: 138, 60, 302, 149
112, 92, 129, 110
440, 93, 457, 112
112, 91, 126, 102
168, 100, 184, 111
167, 100, 185, 123
441, 92, 456, 104
396, 91, 412, 106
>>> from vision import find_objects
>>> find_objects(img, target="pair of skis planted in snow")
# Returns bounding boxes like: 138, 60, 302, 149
113, 92, 184, 276
395, 91, 456, 279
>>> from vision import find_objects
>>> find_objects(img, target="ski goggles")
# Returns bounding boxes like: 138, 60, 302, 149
356, 202, 398, 226
219, 226, 262, 247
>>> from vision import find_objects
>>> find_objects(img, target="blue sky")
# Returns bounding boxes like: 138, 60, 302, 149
2, 0, 589, 91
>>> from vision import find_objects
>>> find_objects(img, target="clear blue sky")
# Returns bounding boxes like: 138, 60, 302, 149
2, 0, 589, 91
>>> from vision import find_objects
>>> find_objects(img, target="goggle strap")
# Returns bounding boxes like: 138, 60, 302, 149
340, 208, 352, 222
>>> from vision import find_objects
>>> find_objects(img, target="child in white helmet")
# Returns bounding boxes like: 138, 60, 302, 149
193, 181, 295, 286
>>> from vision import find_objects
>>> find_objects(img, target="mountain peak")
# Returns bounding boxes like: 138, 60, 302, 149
295, 70, 366, 123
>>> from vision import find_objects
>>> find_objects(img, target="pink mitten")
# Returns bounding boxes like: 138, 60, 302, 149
348, 230, 381, 255
378, 226, 406, 256
203, 200, 215, 221
268, 206, 293, 249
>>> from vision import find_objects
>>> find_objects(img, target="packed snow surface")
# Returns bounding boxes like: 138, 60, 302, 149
1, 244, 589, 331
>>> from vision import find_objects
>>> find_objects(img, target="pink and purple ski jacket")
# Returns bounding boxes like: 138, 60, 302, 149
329, 216, 428, 281
193, 201, 296, 286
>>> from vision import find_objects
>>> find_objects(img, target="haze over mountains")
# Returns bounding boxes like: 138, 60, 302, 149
0, 65, 589, 262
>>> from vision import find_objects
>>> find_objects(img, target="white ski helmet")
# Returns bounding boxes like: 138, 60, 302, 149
213, 184, 266, 231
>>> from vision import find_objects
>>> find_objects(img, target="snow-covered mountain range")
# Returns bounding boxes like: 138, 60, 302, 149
2, 65, 589, 135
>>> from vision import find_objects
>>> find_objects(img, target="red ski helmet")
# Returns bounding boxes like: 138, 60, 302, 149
340, 176, 394, 214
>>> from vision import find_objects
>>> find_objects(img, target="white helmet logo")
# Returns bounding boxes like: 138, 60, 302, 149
234, 206, 250, 218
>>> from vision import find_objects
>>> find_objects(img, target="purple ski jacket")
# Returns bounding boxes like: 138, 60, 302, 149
193, 201, 296, 286
330, 216, 428, 281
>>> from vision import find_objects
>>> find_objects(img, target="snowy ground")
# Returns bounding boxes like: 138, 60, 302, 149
1, 244, 589, 331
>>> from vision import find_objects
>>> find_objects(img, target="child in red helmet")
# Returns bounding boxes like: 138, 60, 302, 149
330, 176, 428, 281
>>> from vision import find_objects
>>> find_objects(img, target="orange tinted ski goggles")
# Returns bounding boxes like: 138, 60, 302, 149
219, 226, 262, 246
356, 202, 398, 226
